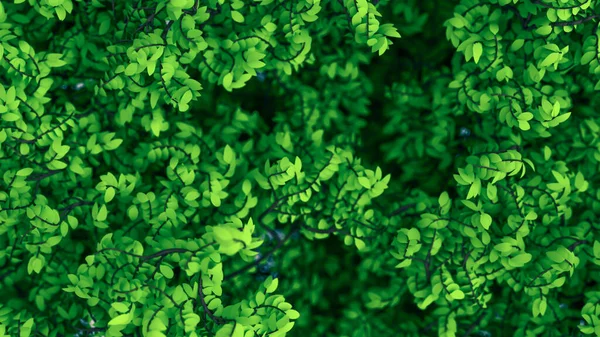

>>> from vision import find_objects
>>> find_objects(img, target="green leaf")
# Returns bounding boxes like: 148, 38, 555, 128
185, 190, 200, 201
494, 242, 513, 253
473, 43, 483, 64
105, 187, 116, 203
55, 6, 67, 20
210, 193, 222, 207
216, 324, 235, 337
266, 277, 279, 294
438, 191, 450, 207
223, 145, 234, 164
539, 297, 547, 316
256, 292, 265, 305
232, 324, 243, 337
160, 265, 174, 279
111, 302, 130, 313
358, 176, 371, 189
480, 213, 492, 230
213, 226, 232, 241
510, 253, 532, 267
223, 73, 233, 90
535, 25, 552, 35
355, 238, 366, 251
231, 11, 244, 23
125, 63, 137, 76
16, 168, 33, 176
450, 289, 465, 300
108, 313, 132, 326
594, 241, 600, 258
96, 204, 108, 222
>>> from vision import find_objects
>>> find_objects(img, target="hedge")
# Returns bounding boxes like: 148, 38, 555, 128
2, 0, 600, 336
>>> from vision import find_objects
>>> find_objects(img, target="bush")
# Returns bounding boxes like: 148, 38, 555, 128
2, 0, 600, 336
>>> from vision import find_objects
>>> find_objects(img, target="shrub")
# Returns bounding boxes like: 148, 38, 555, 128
2, 0, 600, 336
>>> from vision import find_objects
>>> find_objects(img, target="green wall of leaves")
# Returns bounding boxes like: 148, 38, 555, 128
2, 0, 600, 336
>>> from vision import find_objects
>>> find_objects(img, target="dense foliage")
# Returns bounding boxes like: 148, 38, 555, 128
3, 0, 600, 336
